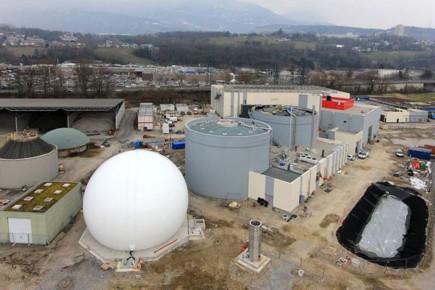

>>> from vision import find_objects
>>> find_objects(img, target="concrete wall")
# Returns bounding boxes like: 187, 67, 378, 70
248, 172, 266, 200
44, 183, 82, 242
0, 147, 58, 189
328, 128, 363, 154
381, 110, 409, 123
273, 179, 300, 213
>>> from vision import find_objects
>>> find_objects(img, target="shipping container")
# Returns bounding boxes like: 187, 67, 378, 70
172, 141, 185, 150
408, 147, 432, 160
423, 145, 435, 154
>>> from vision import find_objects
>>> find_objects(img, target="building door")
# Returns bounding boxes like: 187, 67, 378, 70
8, 218, 32, 244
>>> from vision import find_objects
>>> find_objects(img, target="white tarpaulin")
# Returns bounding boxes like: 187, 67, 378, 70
358, 195, 409, 258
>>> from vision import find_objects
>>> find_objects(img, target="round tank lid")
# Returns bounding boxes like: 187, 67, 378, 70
187, 118, 271, 136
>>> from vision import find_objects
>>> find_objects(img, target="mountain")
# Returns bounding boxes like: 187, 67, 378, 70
0, 0, 310, 34
254, 24, 435, 43
253, 25, 383, 36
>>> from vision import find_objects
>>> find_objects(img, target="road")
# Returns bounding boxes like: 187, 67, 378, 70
114, 109, 136, 141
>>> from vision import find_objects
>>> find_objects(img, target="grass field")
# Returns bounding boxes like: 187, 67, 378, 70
389, 93, 435, 103
94, 47, 154, 65
6, 47, 39, 56
209, 36, 316, 50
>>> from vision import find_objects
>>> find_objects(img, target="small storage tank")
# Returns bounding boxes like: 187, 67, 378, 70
0, 130, 58, 189
250, 105, 318, 148
185, 117, 272, 200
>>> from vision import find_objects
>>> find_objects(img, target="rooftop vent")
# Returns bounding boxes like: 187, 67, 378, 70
62, 183, 70, 188
44, 183, 53, 187
53, 190, 63, 195
33, 205, 44, 211
12, 204, 22, 210
34, 189, 43, 194
23, 196, 34, 202
44, 197, 54, 203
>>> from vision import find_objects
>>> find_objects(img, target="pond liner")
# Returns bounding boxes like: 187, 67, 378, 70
336, 182, 428, 268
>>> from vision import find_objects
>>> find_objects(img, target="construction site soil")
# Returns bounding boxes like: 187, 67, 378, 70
0, 113, 434, 289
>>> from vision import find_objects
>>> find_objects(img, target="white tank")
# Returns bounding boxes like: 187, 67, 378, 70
83, 150, 188, 251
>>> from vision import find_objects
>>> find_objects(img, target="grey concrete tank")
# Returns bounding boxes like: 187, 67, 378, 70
185, 117, 272, 200
250, 105, 318, 148
0, 135, 58, 189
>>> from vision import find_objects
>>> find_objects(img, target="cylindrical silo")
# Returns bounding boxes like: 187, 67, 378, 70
0, 131, 58, 189
250, 105, 317, 148
248, 219, 262, 262
185, 117, 272, 200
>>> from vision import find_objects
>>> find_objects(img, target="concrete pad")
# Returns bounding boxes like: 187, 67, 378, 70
234, 249, 271, 273
79, 216, 191, 262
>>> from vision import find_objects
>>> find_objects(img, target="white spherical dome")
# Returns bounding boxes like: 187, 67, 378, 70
83, 150, 188, 251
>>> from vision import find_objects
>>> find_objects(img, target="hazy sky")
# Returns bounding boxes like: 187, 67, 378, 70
242, 0, 434, 29
3, 0, 434, 29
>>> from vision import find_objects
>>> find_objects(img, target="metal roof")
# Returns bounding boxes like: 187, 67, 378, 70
0, 138, 55, 159
262, 167, 301, 183
187, 118, 271, 137
41, 128, 90, 150
0, 98, 124, 112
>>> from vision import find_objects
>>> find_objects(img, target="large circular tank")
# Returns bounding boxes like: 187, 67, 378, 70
0, 131, 58, 189
83, 150, 188, 251
185, 117, 272, 200
41, 128, 90, 157
250, 105, 318, 148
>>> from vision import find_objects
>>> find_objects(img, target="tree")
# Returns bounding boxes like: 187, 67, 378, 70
420, 69, 433, 80
75, 61, 93, 96
90, 66, 114, 96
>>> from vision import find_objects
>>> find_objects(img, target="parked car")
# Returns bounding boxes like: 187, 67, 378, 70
358, 151, 369, 159
395, 149, 404, 157
347, 154, 356, 161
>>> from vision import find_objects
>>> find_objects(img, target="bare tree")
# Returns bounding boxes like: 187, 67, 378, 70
37, 66, 51, 97
75, 61, 93, 96
52, 66, 66, 95
91, 66, 114, 96
15, 67, 38, 96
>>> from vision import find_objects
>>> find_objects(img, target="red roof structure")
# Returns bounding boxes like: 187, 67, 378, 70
322, 96, 354, 110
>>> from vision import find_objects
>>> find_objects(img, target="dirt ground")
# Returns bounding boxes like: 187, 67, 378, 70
0, 117, 434, 289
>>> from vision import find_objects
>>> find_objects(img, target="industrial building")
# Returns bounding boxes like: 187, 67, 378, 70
176, 104, 189, 114
138, 103, 154, 131
0, 181, 81, 245
184, 116, 348, 214
210, 84, 350, 118
0, 130, 58, 189
319, 96, 381, 153
0, 98, 125, 131
248, 139, 347, 213
185, 117, 272, 200
380, 108, 428, 123
250, 105, 318, 148
41, 128, 90, 157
